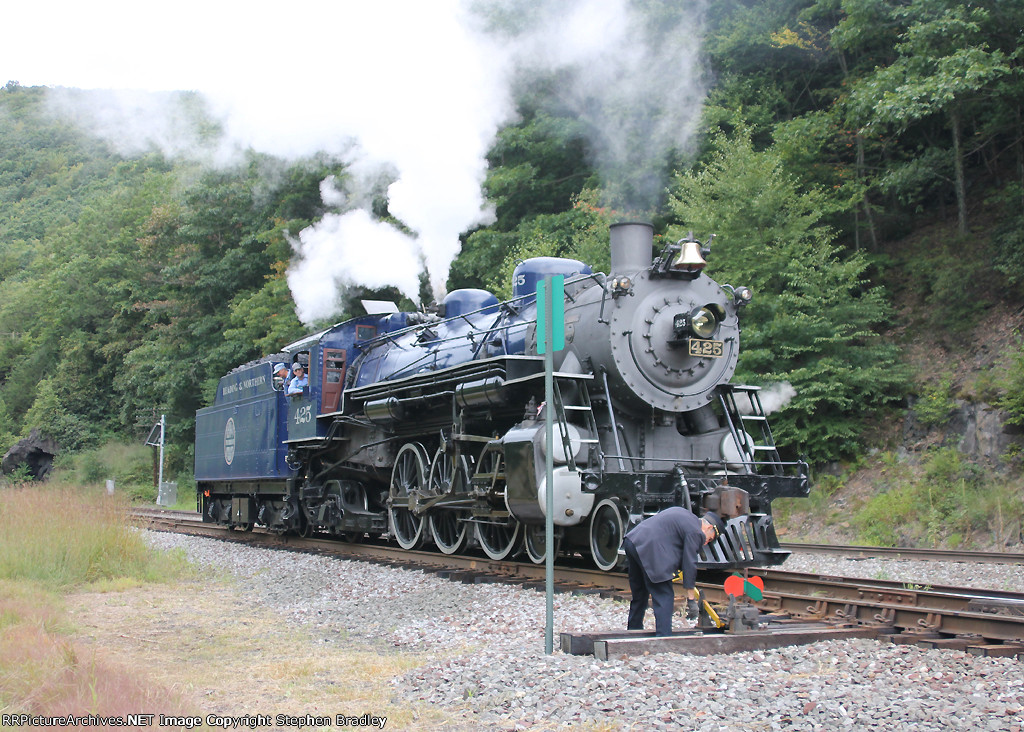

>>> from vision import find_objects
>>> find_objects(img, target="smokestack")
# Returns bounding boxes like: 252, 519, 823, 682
609, 222, 654, 275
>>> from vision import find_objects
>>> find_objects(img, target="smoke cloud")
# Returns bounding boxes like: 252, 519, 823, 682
289, 0, 710, 322
289, 208, 424, 317
495, 0, 709, 212
281, 2, 514, 323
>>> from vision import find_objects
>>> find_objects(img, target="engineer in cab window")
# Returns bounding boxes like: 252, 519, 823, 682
272, 363, 290, 390
286, 364, 308, 397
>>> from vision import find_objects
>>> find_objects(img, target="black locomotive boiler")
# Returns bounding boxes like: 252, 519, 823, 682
195, 222, 808, 570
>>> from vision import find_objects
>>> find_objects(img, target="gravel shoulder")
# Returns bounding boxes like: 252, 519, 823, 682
66, 532, 1024, 731
67, 576, 449, 729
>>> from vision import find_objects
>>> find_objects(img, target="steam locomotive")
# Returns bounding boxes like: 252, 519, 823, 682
195, 222, 808, 570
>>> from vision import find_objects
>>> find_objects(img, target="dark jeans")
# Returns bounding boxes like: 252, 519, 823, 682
623, 537, 676, 636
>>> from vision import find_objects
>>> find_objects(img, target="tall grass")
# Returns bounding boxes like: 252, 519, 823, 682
777, 448, 1024, 549
0, 484, 185, 588
0, 484, 195, 715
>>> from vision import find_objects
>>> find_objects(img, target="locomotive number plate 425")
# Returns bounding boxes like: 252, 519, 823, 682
689, 340, 724, 358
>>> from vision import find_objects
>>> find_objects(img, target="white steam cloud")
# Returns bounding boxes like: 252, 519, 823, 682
288, 0, 710, 323
290, 208, 424, 313
283, 2, 514, 324
758, 382, 797, 416
4, 0, 709, 326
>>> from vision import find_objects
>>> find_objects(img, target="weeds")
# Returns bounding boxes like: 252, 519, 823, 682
773, 466, 851, 528
999, 339, 1024, 427
0, 583, 194, 716
852, 448, 1024, 547
51, 442, 191, 504
914, 373, 956, 428
779, 448, 1024, 549
0, 484, 191, 589
809, 474, 843, 512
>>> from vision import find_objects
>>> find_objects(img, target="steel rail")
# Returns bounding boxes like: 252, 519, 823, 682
782, 542, 1024, 565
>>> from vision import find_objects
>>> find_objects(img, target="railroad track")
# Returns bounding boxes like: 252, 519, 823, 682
782, 542, 1024, 564
136, 508, 1024, 659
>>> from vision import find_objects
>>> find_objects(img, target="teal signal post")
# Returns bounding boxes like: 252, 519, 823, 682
536, 275, 565, 354
537, 275, 564, 654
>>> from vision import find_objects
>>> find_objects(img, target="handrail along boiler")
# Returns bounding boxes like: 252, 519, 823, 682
195, 222, 808, 570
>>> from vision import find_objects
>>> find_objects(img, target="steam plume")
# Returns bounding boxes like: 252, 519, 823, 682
290, 0, 710, 322
4, 0, 710, 326
759, 382, 797, 415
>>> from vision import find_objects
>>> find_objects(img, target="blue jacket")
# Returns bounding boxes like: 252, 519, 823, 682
286, 374, 309, 396
624, 506, 704, 587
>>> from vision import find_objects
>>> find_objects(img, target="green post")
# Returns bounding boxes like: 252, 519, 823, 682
538, 275, 564, 654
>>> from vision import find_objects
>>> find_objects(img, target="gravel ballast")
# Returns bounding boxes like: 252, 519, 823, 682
146, 532, 1024, 731
782, 552, 1024, 593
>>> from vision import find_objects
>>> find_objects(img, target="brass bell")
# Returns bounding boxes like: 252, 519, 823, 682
671, 239, 707, 272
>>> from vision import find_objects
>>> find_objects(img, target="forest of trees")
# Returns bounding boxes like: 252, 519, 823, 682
1, 0, 1022, 477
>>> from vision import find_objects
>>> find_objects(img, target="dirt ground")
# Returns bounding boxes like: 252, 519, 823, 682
66, 580, 468, 731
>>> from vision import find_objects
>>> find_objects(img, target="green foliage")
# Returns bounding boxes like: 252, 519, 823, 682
668, 128, 907, 462
840, 0, 1020, 234
696, 0, 1024, 263
808, 473, 844, 512
914, 372, 956, 428
0, 86, 341, 456
0, 399, 17, 456
704, 0, 839, 129
854, 483, 916, 547
3, 463, 34, 485
53, 442, 156, 498
992, 208, 1024, 296
998, 341, 1024, 428
482, 111, 594, 231
776, 470, 846, 525
853, 448, 1015, 547
449, 110, 596, 292
22, 378, 98, 451
4, 0, 1024, 487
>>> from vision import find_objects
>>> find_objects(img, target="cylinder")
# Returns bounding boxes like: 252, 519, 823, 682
609, 222, 654, 275
455, 376, 507, 409
364, 397, 404, 424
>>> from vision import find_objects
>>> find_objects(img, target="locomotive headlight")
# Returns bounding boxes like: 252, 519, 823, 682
671, 305, 723, 343
689, 306, 719, 338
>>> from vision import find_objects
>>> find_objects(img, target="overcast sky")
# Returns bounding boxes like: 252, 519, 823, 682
5, 0, 463, 91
